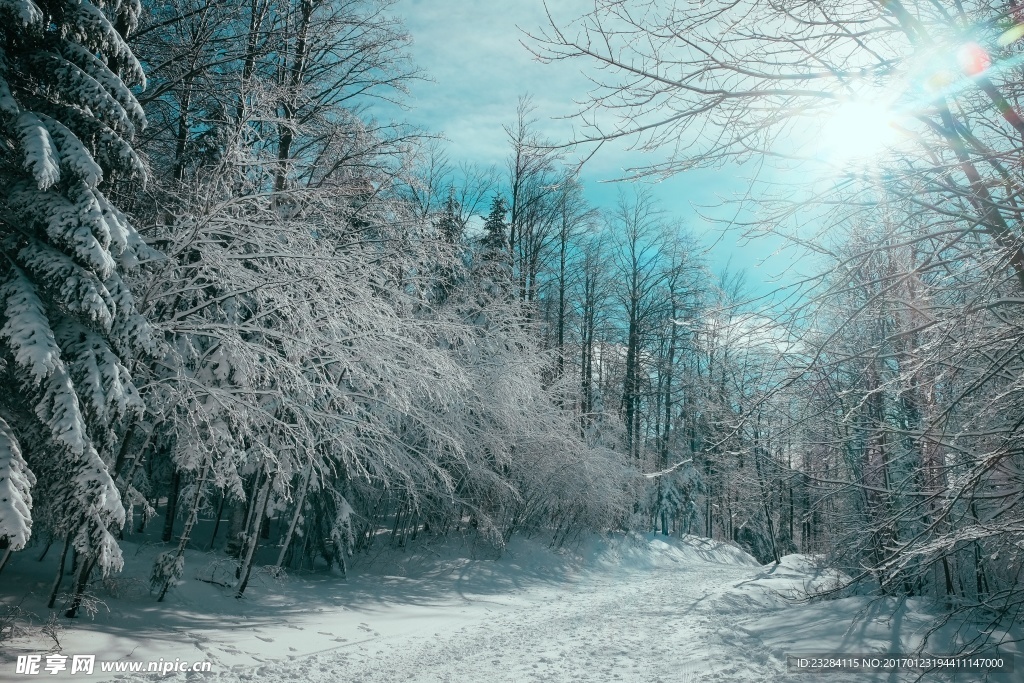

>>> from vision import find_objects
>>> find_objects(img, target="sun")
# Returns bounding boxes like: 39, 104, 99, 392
818, 100, 901, 167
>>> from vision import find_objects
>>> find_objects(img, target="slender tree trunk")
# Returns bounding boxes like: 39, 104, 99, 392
623, 305, 641, 459
229, 472, 264, 560
157, 463, 210, 602
580, 284, 596, 433
162, 469, 181, 543
47, 535, 72, 609
274, 0, 314, 194
64, 552, 97, 618
661, 300, 676, 472
0, 544, 11, 576
235, 475, 271, 598
207, 493, 227, 551
171, 85, 193, 181
556, 220, 567, 381
276, 460, 314, 567
751, 418, 781, 563
941, 555, 956, 598
36, 536, 53, 562
225, 499, 248, 557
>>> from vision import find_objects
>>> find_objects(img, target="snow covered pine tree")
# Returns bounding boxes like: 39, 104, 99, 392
0, 0, 153, 616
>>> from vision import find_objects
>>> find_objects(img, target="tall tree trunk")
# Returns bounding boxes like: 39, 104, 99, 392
64, 550, 97, 618
0, 542, 11, 577
623, 304, 640, 459
274, 0, 314, 194
753, 422, 781, 564
207, 492, 227, 551
235, 474, 272, 598
556, 223, 567, 381
46, 534, 72, 609
276, 460, 314, 567
162, 469, 182, 543
157, 463, 210, 602
171, 84, 193, 181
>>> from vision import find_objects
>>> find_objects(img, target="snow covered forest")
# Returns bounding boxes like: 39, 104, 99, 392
2, 0, 1024, 670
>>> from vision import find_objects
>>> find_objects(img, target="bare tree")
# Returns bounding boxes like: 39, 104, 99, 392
505, 97, 564, 304
609, 189, 670, 460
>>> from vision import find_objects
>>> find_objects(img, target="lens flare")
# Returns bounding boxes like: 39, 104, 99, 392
998, 24, 1024, 47
957, 42, 991, 76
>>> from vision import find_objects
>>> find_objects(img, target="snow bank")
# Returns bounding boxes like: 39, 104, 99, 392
726, 555, 1023, 682
728, 553, 851, 609
587, 532, 761, 572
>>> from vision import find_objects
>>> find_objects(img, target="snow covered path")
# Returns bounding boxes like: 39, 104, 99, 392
146, 539, 826, 683
333, 557, 778, 683
9, 535, 1015, 682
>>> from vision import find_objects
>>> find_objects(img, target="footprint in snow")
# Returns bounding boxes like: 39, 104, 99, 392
255, 635, 274, 642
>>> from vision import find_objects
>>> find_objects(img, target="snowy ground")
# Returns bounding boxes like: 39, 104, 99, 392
2, 534, 1019, 682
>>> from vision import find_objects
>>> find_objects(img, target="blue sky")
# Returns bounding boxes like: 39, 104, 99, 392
381, 0, 802, 295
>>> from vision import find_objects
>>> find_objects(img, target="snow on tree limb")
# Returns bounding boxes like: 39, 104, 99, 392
642, 459, 692, 479
16, 239, 116, 331
66, 1, 146, 87
0, 417, 34, 550
0, 75, 19, 117
8, 183, 119, 278
15, 112, 60, 190
0, 268, 64, 383
0, 1, 153, 581
59, 42, 147, 131
0, 0, 43, 27
35, 51, 139, 137
34, 365, 91, 455
35, 114, 103, 188
55, 319, 145, 428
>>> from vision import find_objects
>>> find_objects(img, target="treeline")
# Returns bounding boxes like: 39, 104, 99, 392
0, 0, 797, 615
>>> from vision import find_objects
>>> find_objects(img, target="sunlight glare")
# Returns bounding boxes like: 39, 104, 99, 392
819, 100, 900, 167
